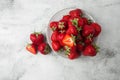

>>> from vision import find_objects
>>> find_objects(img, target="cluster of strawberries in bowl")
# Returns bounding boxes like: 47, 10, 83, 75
49, 8, 101, 60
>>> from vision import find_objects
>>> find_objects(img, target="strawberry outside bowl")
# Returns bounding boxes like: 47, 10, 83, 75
46, 7, 96, 58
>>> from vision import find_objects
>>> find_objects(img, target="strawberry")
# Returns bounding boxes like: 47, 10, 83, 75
76, 43, 84, 52
84, 38, 93, 45
62, 15, 71, 21
26, 43, 37, 54
91, 23, 101, 37
57, 33, 65, 46
51, 31, 59, 41
62, 34, 76, 47
84, 34, 94, 45
68, 17, 79, 27
78, 18, 84, 27
83, 44, 99, 56
65, 46, 80, 60
66, 25, 78, 36
38, 42, 51, 55
82, 25, 95, 37
68, 17, 83, 32
69, 9, 82, 17
58, 20, 67, 30
50, 21, 58, 31
82, 17, 88, 25
30, 32, 44, 45
52, 41, 61, 51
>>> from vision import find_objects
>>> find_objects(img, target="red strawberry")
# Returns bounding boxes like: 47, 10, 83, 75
77, 43, 84, 52
62, 34, 76, 47
62, 15, 71, 21
38, 42, 51, 55
82, 25, 95, 37
30, 32, 44, 45
69, 9, 82, 17
68, 17, 83, 32
82, 17, 88, 25
57, 33, 65, 46
51, 31, 59, 41
78, 18, 84, 27
68, 17, 78, 27
66, 25, 78, 36
84, 37, 93, 45
26, 43, 37, 54
49, 21, 58, 31
52, 41, 61, 51
58, 20, 67, 30
83, 44, 99, 56
91, 23, 101, 37
65, 46, 80, 60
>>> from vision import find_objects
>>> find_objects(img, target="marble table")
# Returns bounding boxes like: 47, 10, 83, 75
0, 0, 120, 80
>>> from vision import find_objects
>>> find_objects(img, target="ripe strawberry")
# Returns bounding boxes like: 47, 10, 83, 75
58, 20, 67, 30
52, 41, 61, 51
68, 17, 79, 27
62, 34, 76, 47
69, 9, 82, 17
30, 32, 44, 45
84, 34, 94, 45
51, 31, 59, 41
91, 23, 101, 37
82, 17, 88, 25
84, 38, 93, 45
68, 17, 83, 32
82, 25, 95, 37
77, 43, 84, 52
57, 33, 65, 46
38, 42, 51, 55
78, 18, 84, 27
26, 43, 37, 54
84, 37, 93, 45
65, 46, 80, 60
66, 25, 78, 36
62, 15, 71, 21
83, 44, 99, 56
49, 21, 58, 31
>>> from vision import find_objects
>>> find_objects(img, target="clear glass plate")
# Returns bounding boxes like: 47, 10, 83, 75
46, 7, 96, 58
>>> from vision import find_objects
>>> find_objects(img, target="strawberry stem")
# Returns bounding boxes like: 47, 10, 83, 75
93, 43, 100, 52
71, 34, 76, 46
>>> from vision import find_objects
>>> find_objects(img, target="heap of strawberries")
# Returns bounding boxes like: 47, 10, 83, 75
26, 32, 51, 55
50, 8, 101, 59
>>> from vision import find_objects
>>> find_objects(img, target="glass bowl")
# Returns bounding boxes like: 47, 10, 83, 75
46, 7, 96, 58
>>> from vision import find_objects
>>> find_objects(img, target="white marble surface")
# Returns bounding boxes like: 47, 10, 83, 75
0, 0, 120, 80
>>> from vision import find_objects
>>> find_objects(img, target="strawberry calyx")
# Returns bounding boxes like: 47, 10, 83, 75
87, 34, 93, 39
44, 44, 51, 54
64, 46, 70, 55
88, 19, 92, 24
58, 22, 65, 29
92, 43, 100, 52
59, 29, 66, 33
76, 27, 82, 32
71, 18, 78, 27
58, 48, 64, 53
51, 27, 57, 31
71, 34, 76, 46
34, 32, 41, 37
